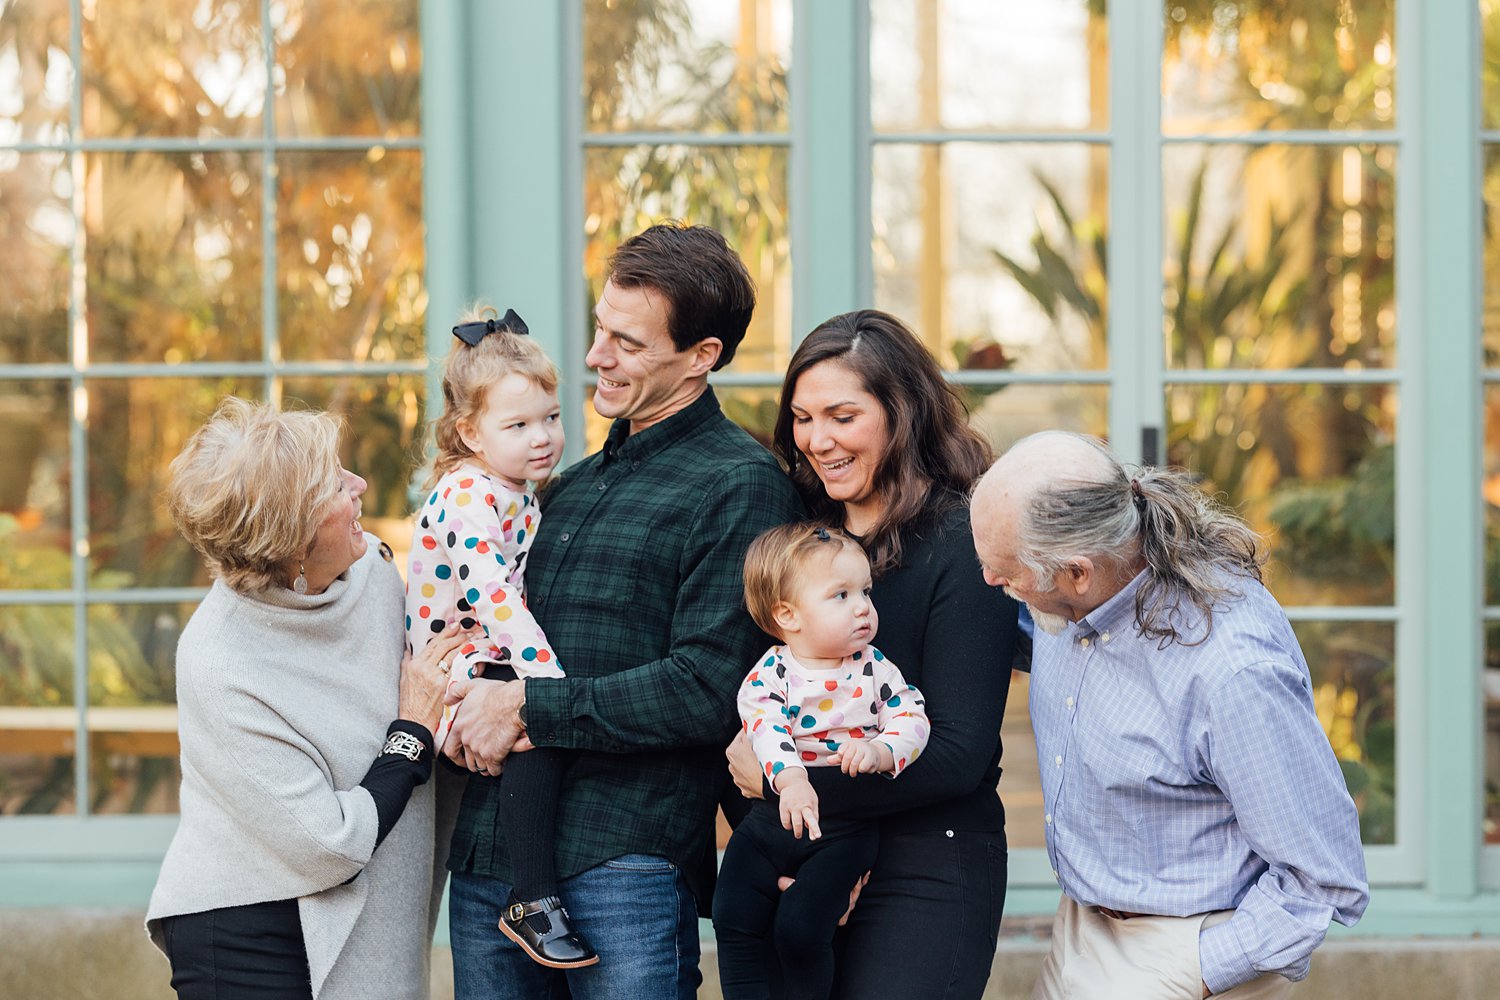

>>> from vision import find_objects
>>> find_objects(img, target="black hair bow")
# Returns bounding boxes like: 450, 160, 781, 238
453, 308, 529, 346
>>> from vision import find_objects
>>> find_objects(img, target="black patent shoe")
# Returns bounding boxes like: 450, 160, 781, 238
498, 892, 600, 969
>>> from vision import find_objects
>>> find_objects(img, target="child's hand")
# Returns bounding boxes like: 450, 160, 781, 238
774, 768, 821, 840
829, 739, 895, 776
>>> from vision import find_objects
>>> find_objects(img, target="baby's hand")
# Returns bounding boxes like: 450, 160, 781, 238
830, 740, 895, 776
774, 768, 821, 840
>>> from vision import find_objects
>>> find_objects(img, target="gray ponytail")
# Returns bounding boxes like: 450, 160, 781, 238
1015, 445, 1264, 646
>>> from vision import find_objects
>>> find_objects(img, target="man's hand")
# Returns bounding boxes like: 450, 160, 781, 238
443, 677, 527, 776
778, 870, 869, 926
725, 730, 765, 800
773, 768, 820, 840
828, 740, 894, 776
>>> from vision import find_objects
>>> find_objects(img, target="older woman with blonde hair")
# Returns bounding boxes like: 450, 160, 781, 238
146, 396, 472, 1000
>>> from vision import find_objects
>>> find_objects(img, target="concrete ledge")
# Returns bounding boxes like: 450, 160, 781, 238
3, 909, 1498, 999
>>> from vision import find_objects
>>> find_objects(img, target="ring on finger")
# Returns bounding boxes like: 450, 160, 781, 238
439, 659, 451, 674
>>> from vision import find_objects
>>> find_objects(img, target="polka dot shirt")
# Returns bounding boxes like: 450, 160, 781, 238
738, 644, 929, 783
404, 463, 565, 685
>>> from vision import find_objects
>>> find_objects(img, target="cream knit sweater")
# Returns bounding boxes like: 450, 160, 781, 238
147, 537, 454, 999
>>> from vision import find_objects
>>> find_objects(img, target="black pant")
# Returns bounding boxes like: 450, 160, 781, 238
832, 828, 1007, 1000
160, 898, 313, 1000
482, 666, 566, 901
712, 802, 879, 1000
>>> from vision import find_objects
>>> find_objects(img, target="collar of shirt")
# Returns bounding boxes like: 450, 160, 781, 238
601, 386, 721, 467
1071, 566, 1146, 642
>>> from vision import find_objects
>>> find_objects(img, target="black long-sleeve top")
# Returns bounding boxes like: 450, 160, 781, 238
806, 502, 1020, 837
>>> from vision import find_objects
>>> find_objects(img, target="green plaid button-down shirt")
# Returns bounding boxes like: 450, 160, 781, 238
448, 388, 802, 904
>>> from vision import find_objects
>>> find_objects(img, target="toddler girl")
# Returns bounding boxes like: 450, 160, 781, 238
405, 305, 596, 969
712, 523, 930, 1000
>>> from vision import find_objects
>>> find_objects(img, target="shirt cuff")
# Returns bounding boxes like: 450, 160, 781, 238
518, 675, 566, 745
1197, 916, 1260, 994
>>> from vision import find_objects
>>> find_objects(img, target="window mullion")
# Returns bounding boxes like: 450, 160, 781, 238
1416, 0, 1484, 893
1105, 2, 1163, 465
68, 0, 88, 819
790, 0, 865, 340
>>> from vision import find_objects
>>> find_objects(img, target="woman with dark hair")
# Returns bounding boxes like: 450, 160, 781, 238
727, 309, 1020, 999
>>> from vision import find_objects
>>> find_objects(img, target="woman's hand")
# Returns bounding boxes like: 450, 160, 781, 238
399, 624, 475, 733
777, 871, 869, 926
726, 731, 765, 800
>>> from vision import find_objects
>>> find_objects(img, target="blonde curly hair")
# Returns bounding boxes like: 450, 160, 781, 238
166, 397, 345, 594
428, 303, 559, 487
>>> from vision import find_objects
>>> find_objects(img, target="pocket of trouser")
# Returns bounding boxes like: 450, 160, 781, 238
985, 840, 1008, 950
602, 853, 676, 873
1181, 912, 1212, 1000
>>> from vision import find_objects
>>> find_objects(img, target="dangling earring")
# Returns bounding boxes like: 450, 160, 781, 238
293, 562, 308, 595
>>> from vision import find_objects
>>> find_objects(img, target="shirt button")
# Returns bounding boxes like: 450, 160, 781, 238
1045, 814, 1052, 824
1055, 755, 1063, 766
945, 830, 954, 838
1079, 637, 1090, 648
559, 533, 571, 543
596, 481, 607, 491
1066, 697, 1074, 708
1101, 631, 1111, 643
1052, 869, 1060, 880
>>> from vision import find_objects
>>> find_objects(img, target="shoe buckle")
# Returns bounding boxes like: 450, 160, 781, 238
508, 902, 526, 924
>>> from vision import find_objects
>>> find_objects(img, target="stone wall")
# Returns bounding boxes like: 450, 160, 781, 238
2, 909, 1494, 1000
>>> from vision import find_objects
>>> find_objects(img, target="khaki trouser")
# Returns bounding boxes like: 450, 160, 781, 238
1031, 896, 1294, 1000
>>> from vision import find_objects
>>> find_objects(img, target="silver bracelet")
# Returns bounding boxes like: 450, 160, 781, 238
381, 731, 426, 762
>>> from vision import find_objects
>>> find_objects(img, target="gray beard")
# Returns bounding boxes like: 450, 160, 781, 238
1004, 587, 1071, 636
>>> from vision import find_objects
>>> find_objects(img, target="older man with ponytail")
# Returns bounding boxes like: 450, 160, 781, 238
970, 432, 1368, 1000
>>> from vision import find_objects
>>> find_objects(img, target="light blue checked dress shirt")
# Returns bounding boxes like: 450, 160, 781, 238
1031, 569, 1369, 993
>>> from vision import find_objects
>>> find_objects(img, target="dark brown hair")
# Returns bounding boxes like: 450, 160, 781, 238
772, 310, 992, 575
606, 221, 756, 370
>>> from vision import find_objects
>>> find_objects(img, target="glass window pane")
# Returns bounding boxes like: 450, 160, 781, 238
1166, 382, 1396, 606
871, 0, 1105, 132
87, 378, 263, 590
0, 0, 72, 142
85, 151, 263, 363
88, 602, 186, 815
1486, 385, 1500, 605
1164, 143, 1395, 370
282, 375, 427, 527
1002, 669, 1043, 847
1480, 0, 1500, 130
1483, 147, 1500, 366
0, 604, 76, 815
0, 150, 72, 364
1162, 1, 1395, 133
81, 0, 264, 139
714, 384, 780, 450
276, 150, 424, 362
874, 142, 1109, 372
0, 380, 70, 590
963, 383, 1109, 456
1294, 620, 1395, 845
273, 0, 420, 139
1487, 623, 1500, 844
583, 145, 790, 375
584, 0, 790, 133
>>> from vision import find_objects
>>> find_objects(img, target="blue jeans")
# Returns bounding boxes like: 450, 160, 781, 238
450, 855, 701, 1000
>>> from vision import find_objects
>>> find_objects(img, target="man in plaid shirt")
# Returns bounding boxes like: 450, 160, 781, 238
443, 223, 802, 998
